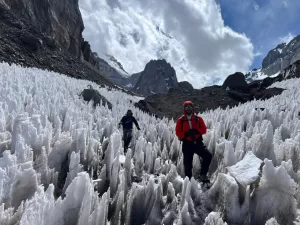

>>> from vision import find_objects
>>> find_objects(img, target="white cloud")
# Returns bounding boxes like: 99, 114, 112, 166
254, 3, 259, 10
79, 0, 254, 88
279, 32, 295, 44
254, 51, 262, 57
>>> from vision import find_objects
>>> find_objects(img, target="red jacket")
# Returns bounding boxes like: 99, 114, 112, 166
175, 101, 207, 141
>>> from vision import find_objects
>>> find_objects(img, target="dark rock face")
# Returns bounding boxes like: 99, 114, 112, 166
281, 60, 300, 79
227, 90, 248, 103
222, 72, 248, 92
133, 59, 178, 97
138, 59, 300, 119
2, 0, 84, 59
135, 85, 243, 119
126, 72, 141, 88
0, 4, 114, 87
252, 88, 284, 100
168, 81, 194, 96
173, 81, 194, 91
81, 40, 98, 66
262, 43, 285, 69
80, 85, 112, 109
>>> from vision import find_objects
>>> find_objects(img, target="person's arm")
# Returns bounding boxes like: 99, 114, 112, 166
133, 117, 140, 130
118, 116, 125, 128
197, 116, 207, 135
175, 118, 184, 140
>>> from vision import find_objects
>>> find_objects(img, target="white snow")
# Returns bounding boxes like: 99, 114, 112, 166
277, 48, 282, 54
246, 68, 281, 82
125, 84, 133, 88
99, 53, 130, 78
0, 62, 300, 224
227, 151, 262, 187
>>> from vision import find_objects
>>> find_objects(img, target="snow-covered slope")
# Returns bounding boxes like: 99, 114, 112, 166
0, 62, 300, 224
99, 53, 130, 78
246, 35, 300, 83
245, 68, 280, 82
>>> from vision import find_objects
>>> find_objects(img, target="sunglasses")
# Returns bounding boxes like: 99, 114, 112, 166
184, 104, 193, 110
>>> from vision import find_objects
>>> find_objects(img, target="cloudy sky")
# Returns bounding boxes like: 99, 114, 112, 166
79, 0, 300, 88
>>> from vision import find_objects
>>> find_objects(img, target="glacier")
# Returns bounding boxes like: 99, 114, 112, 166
0, 62, 300, 224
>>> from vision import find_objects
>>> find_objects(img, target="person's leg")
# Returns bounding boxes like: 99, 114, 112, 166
128, 130, 133, 144
123, 129, 133, 152
182, 141, 194, 179
124, 140, 129, 152
123, 130, 129, 151
194, 140, 212, 176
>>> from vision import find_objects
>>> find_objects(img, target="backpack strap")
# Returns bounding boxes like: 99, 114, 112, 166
195, 115, 200, 126
181, 115, 185, 132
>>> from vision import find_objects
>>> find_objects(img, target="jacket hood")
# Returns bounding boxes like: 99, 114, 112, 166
126, 109, 133, 116
183, 101, 194, 115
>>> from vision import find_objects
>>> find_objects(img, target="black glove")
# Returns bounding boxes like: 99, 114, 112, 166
185, 129, 199, 138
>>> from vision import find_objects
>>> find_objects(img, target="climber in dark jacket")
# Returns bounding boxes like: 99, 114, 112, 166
175, 101, 212, 182
119, 110, 140, 152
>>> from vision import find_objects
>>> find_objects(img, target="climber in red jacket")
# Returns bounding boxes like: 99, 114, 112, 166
175, 101, 212, 182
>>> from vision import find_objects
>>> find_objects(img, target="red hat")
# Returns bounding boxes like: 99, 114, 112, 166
183, 101, 194, 108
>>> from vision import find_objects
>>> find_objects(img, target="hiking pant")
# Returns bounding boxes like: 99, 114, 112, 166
123, 128, 133, 152
182, 138, 212, 179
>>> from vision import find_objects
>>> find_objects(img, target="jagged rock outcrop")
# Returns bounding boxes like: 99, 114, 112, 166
2, 0, 84, 59
81, 40, 99, 66
281, 60, 300, 79
262, 43, 286, 69
169, 81, 194, 94
133, 59, 178, 97
80, 85, 112, 109
222, 72, 248, 92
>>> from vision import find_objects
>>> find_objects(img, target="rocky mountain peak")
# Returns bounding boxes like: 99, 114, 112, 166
133, 59, 178, 97
222, 72, 248, 92
262, 35, 300, 72
262, 43, 286, 69
245, 35, 300, 82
